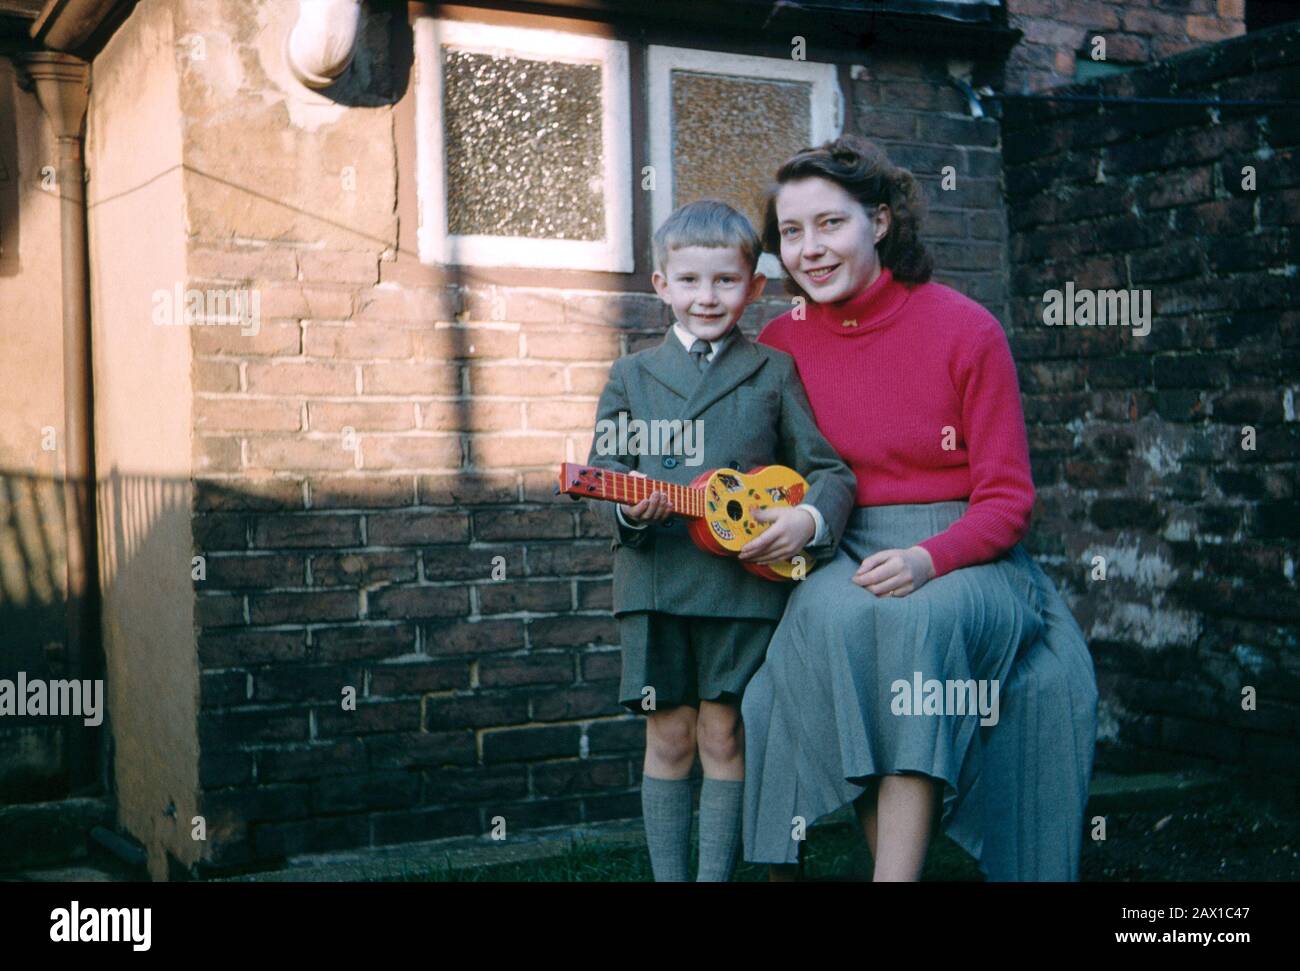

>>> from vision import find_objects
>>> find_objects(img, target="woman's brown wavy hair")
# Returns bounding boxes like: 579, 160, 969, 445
761, 134, 934, 296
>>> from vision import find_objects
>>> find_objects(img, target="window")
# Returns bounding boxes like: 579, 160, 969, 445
646, 46, 841, 277
414, 18, 633, 271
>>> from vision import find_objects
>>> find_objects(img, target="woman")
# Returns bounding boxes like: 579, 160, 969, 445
736, 135, 1098, 882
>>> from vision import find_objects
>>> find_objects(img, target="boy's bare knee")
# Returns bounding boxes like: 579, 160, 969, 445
647, 707, 697, 767
697, 703, 742, 762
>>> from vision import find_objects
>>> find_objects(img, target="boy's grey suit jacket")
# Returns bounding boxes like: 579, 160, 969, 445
585, 328, 857, 620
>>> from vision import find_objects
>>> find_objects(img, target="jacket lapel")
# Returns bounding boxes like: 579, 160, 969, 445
636, 328, 770, 420
637, 331, 699, 404
680, 329, 767, 420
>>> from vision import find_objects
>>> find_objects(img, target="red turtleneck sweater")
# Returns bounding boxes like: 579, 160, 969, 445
759, 268, 1036, 578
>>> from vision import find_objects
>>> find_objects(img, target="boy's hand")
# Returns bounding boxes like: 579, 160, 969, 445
620, 470, 674, 524
852, 546, 935, 598
738, 506, 816, 564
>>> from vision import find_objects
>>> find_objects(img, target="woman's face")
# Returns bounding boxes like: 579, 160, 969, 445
775, 176, 889, 304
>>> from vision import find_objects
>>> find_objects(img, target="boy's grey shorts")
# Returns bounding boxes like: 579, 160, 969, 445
617, 611, 776, 714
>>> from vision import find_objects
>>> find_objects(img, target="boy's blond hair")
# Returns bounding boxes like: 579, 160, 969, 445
652, 200, 763, 275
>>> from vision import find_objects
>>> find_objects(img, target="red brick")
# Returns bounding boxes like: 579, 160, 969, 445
368, 585, 470, 620
308, 475, 415, 508
423, 619, 527, 656
418, 399, 521, 432
315, 701, 422, 737
524, 329, 620, 360
253, 513, 362, 548
312, 623, 417, 661
303, 323, 413, 359
298, 250, 379, 285
308, 400, 416, 432
259, 284, 355, 319
194, 435, 242, 473
246, 436, 357, 472
418, 473, 518, 504
567, 364, 613, 395
1187, 14, 1242, 41
481, 724, 580, 762
250, 590, 360, 624
361, 363, 461, 395
525, 399, 598, 431
309, 551, 418, 586
564, 292, 666, 329
479, 653, 574, 688
468, 364, 565, 396
466, 434, 566, 469
200, 629, 307, 666
527, 615, 617, 648
192, 321, 302, 357
474, 508, 574, 541
369, 661, 470, 695
246, 361, 356, 395
196, 397, 302, 433
194, 359, 242, 392
478, 580, 573, 614
414, 327, 520, 360
359, 434, 462, 470
423, 547, 524, 582
367, 510, 470, 545
354, 286, 457, 321
206, 553, 306, 588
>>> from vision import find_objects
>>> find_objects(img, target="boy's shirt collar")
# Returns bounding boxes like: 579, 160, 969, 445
670, 322, 737, 361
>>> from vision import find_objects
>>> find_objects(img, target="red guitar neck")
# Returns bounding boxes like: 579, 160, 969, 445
557, 463, 706, 518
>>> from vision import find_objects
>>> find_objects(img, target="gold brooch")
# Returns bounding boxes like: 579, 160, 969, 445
841, 319, 858, 328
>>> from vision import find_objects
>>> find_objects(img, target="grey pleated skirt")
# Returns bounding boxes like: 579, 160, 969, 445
741, 501, 1098, 880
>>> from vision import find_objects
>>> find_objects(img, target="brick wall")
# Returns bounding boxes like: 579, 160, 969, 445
1005, 0, 1245, 92
1002, 22, 1300, 777
849, 51, 1010, 322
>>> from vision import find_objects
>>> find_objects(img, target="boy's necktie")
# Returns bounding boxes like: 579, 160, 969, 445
689, 338, 710, 372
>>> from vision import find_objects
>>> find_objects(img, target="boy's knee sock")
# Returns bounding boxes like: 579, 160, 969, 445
696, 777, 744, 882
640, 775, 693, 882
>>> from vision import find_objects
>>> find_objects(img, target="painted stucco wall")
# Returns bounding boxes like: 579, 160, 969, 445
0, 58, 71, 803
86, 0, 198, 879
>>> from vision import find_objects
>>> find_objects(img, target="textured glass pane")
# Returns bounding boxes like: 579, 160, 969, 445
671, 72, 812, 233
443, 48, 605, 240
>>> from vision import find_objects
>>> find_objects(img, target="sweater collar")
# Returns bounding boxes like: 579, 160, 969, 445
807, 266, 911, 335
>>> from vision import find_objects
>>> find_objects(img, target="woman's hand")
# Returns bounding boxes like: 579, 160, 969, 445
738, 506, 816, 564
853, 546, 935, 598
620, 470, 674, 524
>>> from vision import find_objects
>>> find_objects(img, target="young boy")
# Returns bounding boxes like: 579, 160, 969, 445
585, 200, 856, 881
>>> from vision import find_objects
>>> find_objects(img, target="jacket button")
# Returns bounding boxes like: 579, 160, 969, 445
662, 456, 678, 468
727, 461, 741, 470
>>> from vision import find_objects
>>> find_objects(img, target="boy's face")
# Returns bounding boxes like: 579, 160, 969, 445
651, 245, 766, 344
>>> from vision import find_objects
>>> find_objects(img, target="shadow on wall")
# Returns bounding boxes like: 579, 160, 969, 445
0, 471, 71, 801
0, 468, 197, 806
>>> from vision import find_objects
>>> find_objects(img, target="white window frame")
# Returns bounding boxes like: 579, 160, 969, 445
414, 18, 633, 272
646, 46, 842, 278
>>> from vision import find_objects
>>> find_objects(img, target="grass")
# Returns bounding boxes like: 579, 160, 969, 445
381, 787, 1296, 883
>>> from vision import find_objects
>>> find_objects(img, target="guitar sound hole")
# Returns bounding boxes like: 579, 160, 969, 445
726, 500, 743, 521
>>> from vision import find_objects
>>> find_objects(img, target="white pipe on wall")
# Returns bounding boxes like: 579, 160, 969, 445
286, 0, 363, 89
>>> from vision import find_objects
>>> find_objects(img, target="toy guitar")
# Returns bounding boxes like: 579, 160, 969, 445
556, 462, 816, 582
